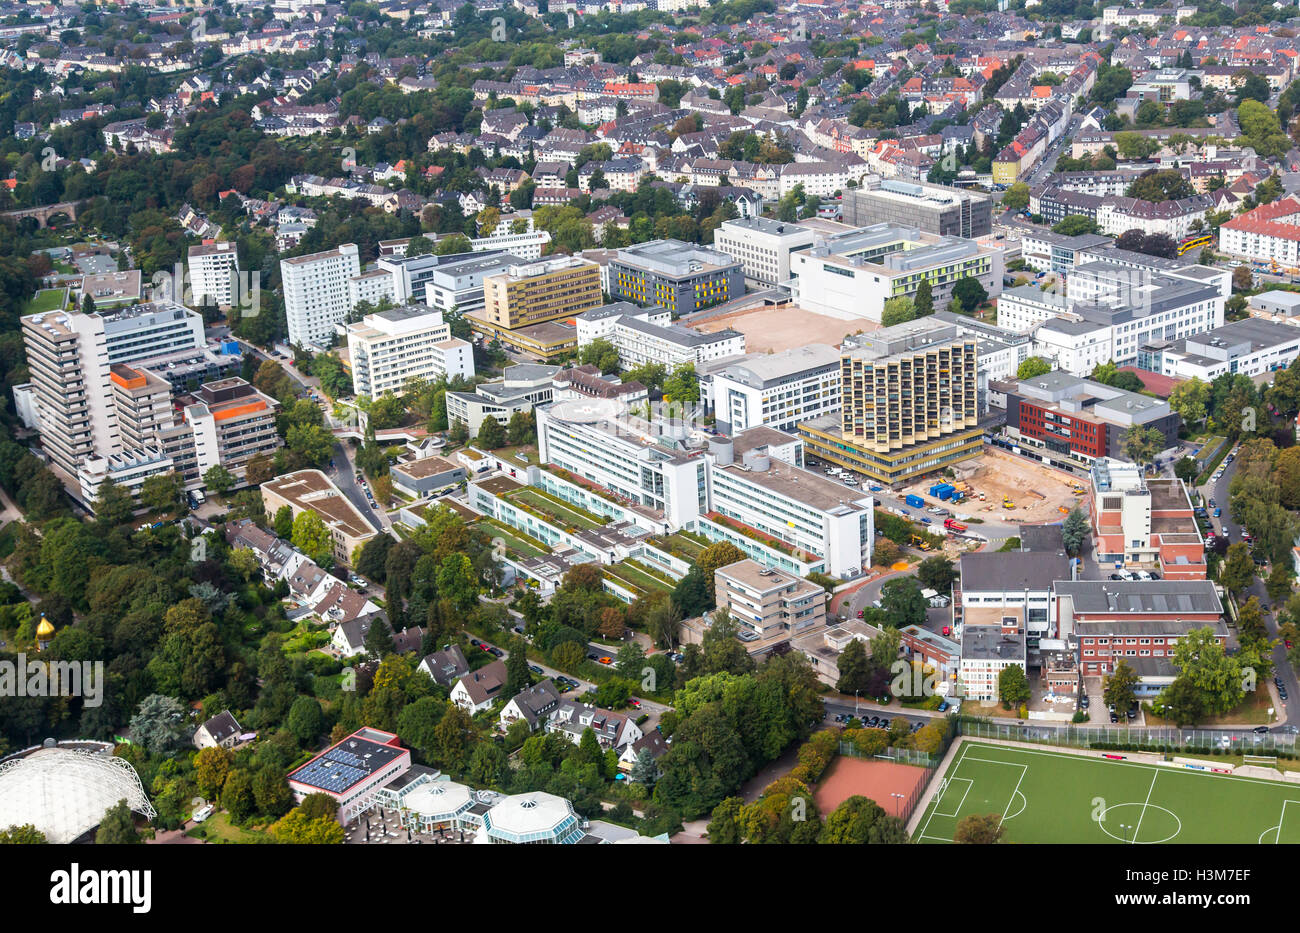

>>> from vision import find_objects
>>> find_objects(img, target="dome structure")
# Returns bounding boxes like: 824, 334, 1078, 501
0, 747, 155, 843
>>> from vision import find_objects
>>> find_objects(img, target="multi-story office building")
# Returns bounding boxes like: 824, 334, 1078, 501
261, 469, 379, 566
100, 301, 206, 362
1088, 458, 1206, 578
481, 257, 603, 331
703, 344, 841, 434
1135, 317, 1300, 383
799, 319, 983, 485
187, 241, 240, 308
958, 624, 1026, 702
1055, 579, 1225, 682
345, 304, 474, 398
420, 252, 519, 317
712, 217, 815, 288
789, 224, 1003, 322
575, 302, 745, 370
714, 559, 827, 640
1017, 230, 1111, 274
445, 363, 558, 435
608, 239, 743, 315
1002, 371, 1179, 468
954, 552, 1068, 662
281, 243, 361, 349
842, 179, 992, 239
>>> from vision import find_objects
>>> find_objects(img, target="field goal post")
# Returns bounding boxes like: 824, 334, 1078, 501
1243, 754, 1280, 770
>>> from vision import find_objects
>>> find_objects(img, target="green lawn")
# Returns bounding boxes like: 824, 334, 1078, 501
916, 741, 1300, 844
509, 488, 605, 531
605, 560, 674, 596
27, 288, 67, 313
482, 521, 548, 558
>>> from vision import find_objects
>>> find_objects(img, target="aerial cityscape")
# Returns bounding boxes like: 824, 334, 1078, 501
6, 0, 1300, 865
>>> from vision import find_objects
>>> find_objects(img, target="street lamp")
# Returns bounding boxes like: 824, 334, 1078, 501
855, 690, 860, 718
890, 792, 905, 817
1120, 822, 1131, 844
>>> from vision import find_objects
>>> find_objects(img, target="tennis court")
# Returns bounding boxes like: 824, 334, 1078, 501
916, 741, 1300, 844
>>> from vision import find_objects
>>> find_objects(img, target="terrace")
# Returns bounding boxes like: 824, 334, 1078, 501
502, 485, 611, 533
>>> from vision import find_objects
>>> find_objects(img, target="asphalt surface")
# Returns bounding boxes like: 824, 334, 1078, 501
1200, 454, 1298, 728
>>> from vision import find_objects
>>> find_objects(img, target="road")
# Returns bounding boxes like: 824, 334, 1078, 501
1200, 452, 1298, 726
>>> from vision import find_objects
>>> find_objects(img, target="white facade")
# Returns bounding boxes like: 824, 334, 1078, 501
706, 344, 841, 434
187, 242, 240, 307
713, 217, 815, 287
575, 304, 745, 370
282, 243, 361, 349
345, 304, 475, 397
76, 446, 175, 507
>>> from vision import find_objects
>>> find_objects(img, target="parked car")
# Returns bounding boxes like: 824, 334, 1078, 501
1109, 711, 1119, 723
528, 665, 543, 675
598, 656, 612, 665
1080, 695, 1090, 708
1254, 726, 1270, 734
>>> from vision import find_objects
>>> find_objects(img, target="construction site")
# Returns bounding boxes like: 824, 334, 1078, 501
899, 447, 1086, 524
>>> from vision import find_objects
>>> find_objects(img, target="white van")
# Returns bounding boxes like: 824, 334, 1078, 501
192, 804, 214, 823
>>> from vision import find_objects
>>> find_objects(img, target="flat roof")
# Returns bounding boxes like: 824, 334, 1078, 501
262, 469, 378, 540
1057, 580, 1223, 616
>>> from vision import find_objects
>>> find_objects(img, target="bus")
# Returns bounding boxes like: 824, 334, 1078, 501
1177, 232, 1213, 256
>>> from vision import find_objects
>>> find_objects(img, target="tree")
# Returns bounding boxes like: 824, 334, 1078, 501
1001, 182, 1030, 211
1121, 424, 1164, 469
630, 747, 660, 787
1159, 674, 1206, 727
476, 415, 506, 449
954, 813, 1004, 844
287, 696, 326, 745
835, 637, 873, 695
881, 296, 916, 327
997, 664, 1030, 709
951, 276, 987, 312
437, 552, 478, 611
129, 694, 192, 756
1051, 214, 1100, 236
94, 478, 135, 527
1174, 456, 1199, 484
1016, 356, 1052, 380
291, 510, 332, 564
1169, 378, 1208, 427
1103, 659, 1139, 711
916, 556, 957, 592
578, 338, 620, 373
140, 472, 182, 512
662, 363, 700, 403
202, 464, 236, 496
696, 541, 746, 601
273, 504, 294, 539
270, 806, 344, 844
1061, 507, 1089, 556
194, 746, 233, 799
1168, 626, 1244, 715
671, 565, 712, 617
880, 576, 926, 628
914, 279, 934, 316
0, 824, 46, 844
1220, 541, 1255, 596
95, 799, 141, 844
1232, 264, 1254, 292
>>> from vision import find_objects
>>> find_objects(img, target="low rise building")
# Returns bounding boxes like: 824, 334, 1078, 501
575, 302, 745, 371
703, 344, 841, 434
958, 623, 1027, 703
260, 469, 379, 566
287, 727, 410, 823
1089, 458, 1205, 578
713, 559, 827, 640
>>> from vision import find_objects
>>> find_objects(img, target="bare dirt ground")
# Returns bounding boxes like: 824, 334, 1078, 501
900, 447, 1084, 523
689, 304, 875, 353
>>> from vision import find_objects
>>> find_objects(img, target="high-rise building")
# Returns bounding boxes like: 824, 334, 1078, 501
799, 318, 983, 485
842, 179, 992, 239
109, 364, 173, 450
21, 302, 205, 477
345, 304, 474, 398
281, 243, 361, 349
188, 241, 241, 308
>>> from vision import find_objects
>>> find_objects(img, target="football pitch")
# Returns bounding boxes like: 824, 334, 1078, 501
916, 741, 1300, 844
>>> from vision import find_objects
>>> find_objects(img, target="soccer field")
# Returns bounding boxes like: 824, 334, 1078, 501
916, 742, 1300, 844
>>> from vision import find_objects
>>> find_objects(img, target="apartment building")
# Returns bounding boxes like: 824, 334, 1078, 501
1055, 579, 1225, 683
1219, 196, 1300, 269
714, 559, 827, 639
109, 363, 173, 449
281, 243, 361, 349
187, 241, 240, 308
574, 302, 745, 370
789, 223, 1003, 322
1003, 372, 1180, 468
703, 344, 841, 434
159, 378, 283, 485
261, 469, 379, 566
1089, 458, 1205, 578
842, 179, 992, 239
21, 302, 205, 477
712, 217, 815, 288
345, 304, 474, 398
75, 446, 176, 508
799, 319, 983, 485
608, 239, 743, 316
